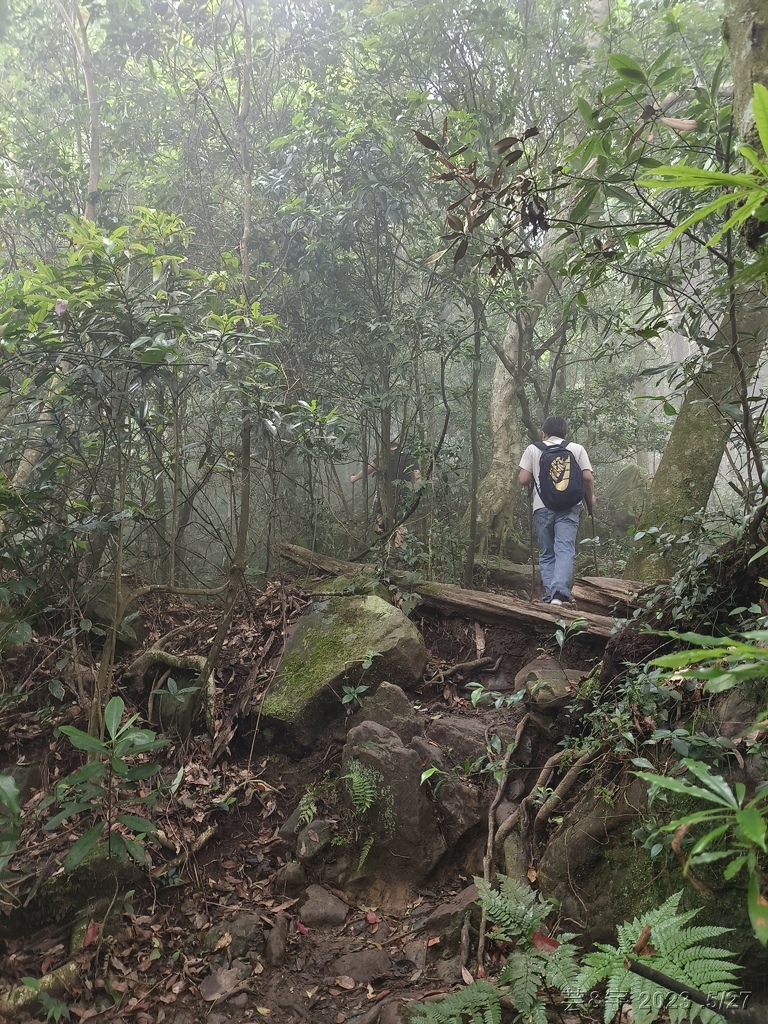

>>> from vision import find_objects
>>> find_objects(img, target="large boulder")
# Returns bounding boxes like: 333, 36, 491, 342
341, 721, 447, 888
260, 595, 427, 751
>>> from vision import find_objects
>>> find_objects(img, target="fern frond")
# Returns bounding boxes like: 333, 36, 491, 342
407, 979, 501, 1024
578, 892, 738, 1024
475, 874, 549, 941
357, 834, 374, 872
497, 949, 545, 1012
344, 759, 380, 814
545, 937, 582, 995
296, 790, 318, 829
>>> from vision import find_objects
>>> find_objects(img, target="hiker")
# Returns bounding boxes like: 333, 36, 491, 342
518, 415, 595, 605
350, 439, 421, 546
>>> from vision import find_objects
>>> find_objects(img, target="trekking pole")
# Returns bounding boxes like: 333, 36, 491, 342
589, 506, 599, 575
529, 487, 536, 601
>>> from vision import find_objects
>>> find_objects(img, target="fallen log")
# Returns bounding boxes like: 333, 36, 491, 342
275, 543, 639, 641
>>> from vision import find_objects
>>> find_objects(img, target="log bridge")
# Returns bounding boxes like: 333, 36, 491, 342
275, 543, 643, 643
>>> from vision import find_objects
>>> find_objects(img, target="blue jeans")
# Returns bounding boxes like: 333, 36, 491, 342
533, 505, 581, 602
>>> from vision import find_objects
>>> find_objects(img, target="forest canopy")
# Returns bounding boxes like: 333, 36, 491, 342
1, 0, 768, 613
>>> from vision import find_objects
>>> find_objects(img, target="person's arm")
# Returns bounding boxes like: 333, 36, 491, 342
350, 462, 376, 484
582, 469, 595, 513
519, 468, 533, 487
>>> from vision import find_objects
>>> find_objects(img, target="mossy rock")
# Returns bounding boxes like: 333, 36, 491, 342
258, 595, 427, 751
307, 575, 391, 602
0, 842, 145, 940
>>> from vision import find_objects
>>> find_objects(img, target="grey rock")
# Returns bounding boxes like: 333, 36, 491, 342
296, 818, 336, 862
265, 915, 290, 966
203, 912, 265, 959
342, 721, 446, 884
331, 948, 391, 982
299, 884, 349, 927
273, 861, 306, 895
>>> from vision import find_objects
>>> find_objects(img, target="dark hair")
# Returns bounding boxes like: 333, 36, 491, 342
542, 415, 568, 438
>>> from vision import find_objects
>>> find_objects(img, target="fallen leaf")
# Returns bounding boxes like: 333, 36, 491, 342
296, 921, 309, 935
527, 865, 538, 883
426, 936, 441, 947
335, 975, 356, 990
213, 931, 232, 951
366, 910, 378, 924
255, 1009, 271, 1017
532, 931, 559, 953
461, 966, 474, 984
83, 920, 100, 948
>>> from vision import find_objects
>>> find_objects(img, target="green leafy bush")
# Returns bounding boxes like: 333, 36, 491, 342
43, 695, 167, 869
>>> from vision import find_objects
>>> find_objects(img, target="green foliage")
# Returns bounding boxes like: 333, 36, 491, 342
20, 979, 70, 1023
343, 758, 380, 815
575, 891, 738, 1024
0, 774, 21, 876
296, 789, 319, 829
549, 617, 589, 661
154, 676, 200, 705
465, 680, 525, 710
44, 696, 167, 869
475, 875, 550, 940
639, 83, 768, 254
634, 758, 768, 945
340, 682, 369, 710
410, 878, 738, 1024
411, 876, 580, 1024
651, 628, 768, 695
407, 979, 501, 1024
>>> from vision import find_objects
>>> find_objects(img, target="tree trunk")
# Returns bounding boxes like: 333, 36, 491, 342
624, 289, 768, 580
475, 264, 555, 552
723, 0, 768, 142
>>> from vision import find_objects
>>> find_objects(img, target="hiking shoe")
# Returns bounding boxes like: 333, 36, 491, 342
550, 598, 563, 605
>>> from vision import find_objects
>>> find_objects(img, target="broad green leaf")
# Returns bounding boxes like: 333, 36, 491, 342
116, 813, 156, 833
634, 771, 735, 806
576, 96, 597, 128
752, 83, 768, 159
690, 823, 729, 855
736, 806, 767, 851
43, 802, 94, 830
704, 673, 741, 693
738, 144, 768, 175
64, 823, 104, 870
748, 871, 768, 945
683, 760, 739, 808
104, 696, 125, 741
58, 726, 108, 754
723, 855, 748, 880
0, 776, 20, 819
60, 762, 105, 786
608, 53, 647, 85
688, 850, 735, 865
666, 630, 740, 647
125, 762, 162, 782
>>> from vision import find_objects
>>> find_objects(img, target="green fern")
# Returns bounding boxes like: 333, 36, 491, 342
357, 834, 375, 872
296, 789, 319, 829
407, 979, 501, 1024
343, 759, 380, 814
475, 874, 549, 942
575, 890, 738, 1024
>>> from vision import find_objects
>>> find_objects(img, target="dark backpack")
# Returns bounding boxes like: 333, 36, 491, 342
533, 441, 584, 511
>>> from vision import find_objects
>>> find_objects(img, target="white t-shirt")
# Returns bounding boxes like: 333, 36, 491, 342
519, 436, 593, 512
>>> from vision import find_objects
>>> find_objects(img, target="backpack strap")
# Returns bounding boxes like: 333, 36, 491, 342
530, 441, 548, 500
